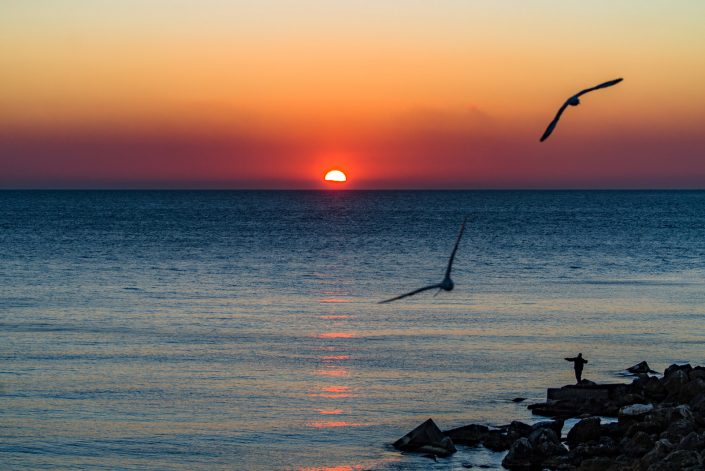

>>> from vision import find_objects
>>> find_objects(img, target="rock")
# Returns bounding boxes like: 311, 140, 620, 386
664, 363, 692, 379
689, 366, 705, 381
619, 403, 654, 418
443, 423, 489, 446
571, 436, 618, 459
678, 378, 705, 403
576, 457, 614, 471
627, 361, 657, 374
689, 393, 705, 417
528, 400, 579, 418
501, 437, 533, 470
663, 369, 690, 397
621, 430, 654, 458
506, 421, 533, 441
482, 429, 510, 451
599, 422, 623, 441
531, 419, 564, 437
677, 431, 704, 451
648, 449, 703, 471
567, 417, 601, 449
639, 438, 674, 470
666, 418, 695, 439
635, 375, 667, 401
625, 420, 663, 438
393, 418, 457, 456
578, 379, 596, 386
512, 397, 527, 403
528, 427, 567, 458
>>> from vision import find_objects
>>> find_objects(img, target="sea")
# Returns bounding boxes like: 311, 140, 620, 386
2, 190, 705, 470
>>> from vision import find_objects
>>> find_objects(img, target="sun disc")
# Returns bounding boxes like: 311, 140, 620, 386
324, 170, 347, 182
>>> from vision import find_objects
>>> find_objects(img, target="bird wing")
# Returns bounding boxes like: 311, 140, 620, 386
541, 78, 623, 142
540, 101, 570, 142
444, 216, 468, 279
575, 78, 623, 98
378, 283, 443, 304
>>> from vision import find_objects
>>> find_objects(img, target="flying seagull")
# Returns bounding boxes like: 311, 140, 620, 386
540, 78, 623, 142
379, 217, 468, 304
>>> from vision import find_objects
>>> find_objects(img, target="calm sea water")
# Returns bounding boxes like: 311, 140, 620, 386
2, 190, 705, 470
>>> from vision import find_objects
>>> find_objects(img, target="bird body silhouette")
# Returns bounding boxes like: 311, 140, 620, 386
379, 217, 467, 303
540, 78, 623, 142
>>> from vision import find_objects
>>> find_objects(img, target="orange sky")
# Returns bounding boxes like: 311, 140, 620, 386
1, 1, 704, 188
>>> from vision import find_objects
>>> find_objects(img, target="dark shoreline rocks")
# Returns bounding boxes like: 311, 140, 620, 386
393, 362, 705, 470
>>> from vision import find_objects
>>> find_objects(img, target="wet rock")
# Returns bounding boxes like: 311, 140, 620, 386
393, 418, 457, 456
627, 361, 657, 374
619, 403, 654, 418
501, 437, 533, 470
567, 417, 601, 448
512, 397, 526, 403
443, 423, 489, 446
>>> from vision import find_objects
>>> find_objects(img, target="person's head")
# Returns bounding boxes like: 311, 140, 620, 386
578, 353, 582, 357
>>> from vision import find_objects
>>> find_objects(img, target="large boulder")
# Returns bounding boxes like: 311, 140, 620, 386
393, 418, 457, 456
567, 417, 601, 448
628, 361, 657, 374
501, 437, 533, 470
443, 423, 489, 446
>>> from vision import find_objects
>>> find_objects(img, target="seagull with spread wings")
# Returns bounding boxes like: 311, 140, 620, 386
540, 78, 623, 142
379, 217, 468, 304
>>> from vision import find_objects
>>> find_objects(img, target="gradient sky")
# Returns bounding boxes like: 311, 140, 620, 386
1, 1, 705, 188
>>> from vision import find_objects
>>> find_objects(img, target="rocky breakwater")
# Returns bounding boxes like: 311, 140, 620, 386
393, 362, 705, 470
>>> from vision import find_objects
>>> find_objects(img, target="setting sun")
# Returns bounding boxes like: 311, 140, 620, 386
324, 170, 347, 183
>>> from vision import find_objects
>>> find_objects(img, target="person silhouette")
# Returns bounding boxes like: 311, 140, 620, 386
565, 353, 588, 384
